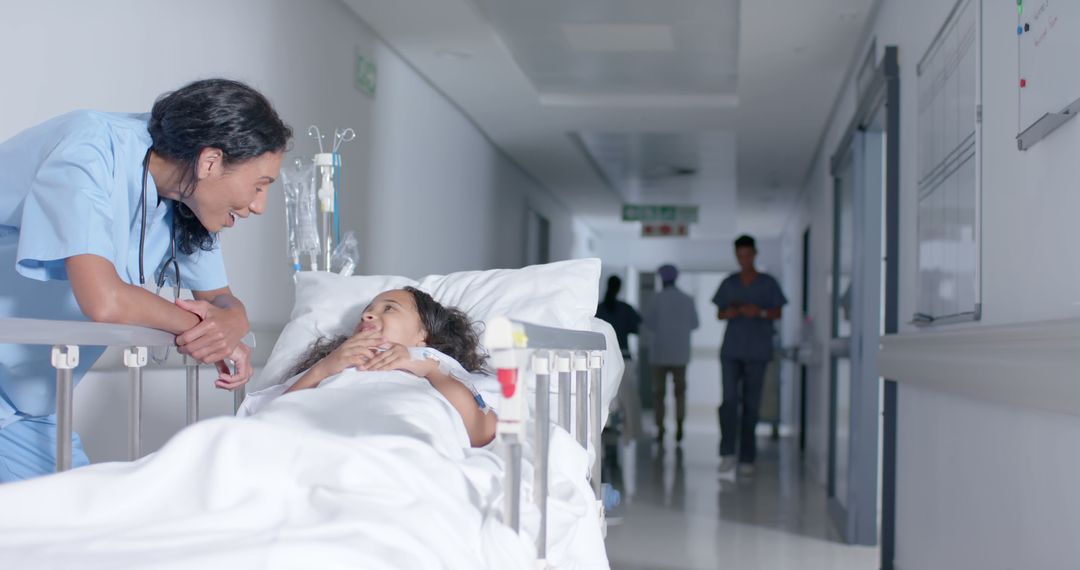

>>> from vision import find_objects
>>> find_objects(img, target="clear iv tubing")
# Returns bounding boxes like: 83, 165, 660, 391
333, 154, 342, 245
322, 210, 332, 271
314, 153, 336, 271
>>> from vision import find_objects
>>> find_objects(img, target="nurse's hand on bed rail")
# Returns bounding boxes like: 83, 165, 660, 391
174, 296, 249, 364
213, 343, 253, 390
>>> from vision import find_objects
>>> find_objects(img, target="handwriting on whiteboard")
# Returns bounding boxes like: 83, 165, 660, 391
1034, 16, 1058, 48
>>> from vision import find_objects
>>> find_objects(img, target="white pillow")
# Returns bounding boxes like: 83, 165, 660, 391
253, 258, 602, 391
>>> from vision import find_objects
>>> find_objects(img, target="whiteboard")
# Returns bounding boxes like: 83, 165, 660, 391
1018, 0, 1080, 147
915, 0, 981, 324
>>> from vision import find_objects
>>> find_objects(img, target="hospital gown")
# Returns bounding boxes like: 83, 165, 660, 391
0, 111, 228, 481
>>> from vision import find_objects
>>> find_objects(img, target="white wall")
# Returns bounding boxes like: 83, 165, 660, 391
1, 0, 582, 462
784, 0, 1080, 565
363, 42, 592, 277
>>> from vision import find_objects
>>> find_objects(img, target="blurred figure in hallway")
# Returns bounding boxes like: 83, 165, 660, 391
712, 235, 787, 476
643, 264, 699, 444
596, 275, 643, 444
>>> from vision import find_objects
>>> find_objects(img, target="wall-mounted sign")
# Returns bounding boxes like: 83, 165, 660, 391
622, 204, 698, 223
642, 222, 688, 237
355, 52, 377, 97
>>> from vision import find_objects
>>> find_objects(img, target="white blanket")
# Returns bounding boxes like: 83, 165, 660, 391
0, 370, 609, 569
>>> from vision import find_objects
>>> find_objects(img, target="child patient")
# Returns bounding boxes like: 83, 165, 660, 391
284, 287, 497, 447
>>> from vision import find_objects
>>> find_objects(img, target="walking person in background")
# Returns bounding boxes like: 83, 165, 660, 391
713, 235, 787, 477
596, 275, 643, 444
643, 264, 699, 445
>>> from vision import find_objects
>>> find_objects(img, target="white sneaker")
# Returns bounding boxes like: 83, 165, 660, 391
718, 456, 737, 472
737, 463, 756, 477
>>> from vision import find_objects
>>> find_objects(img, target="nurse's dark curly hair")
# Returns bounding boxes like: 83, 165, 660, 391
148, 78, 292, 254
286, 287, 488, 379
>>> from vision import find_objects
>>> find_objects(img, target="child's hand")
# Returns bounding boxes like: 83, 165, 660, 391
359, 342, 437, 377
319, 329, 383, 376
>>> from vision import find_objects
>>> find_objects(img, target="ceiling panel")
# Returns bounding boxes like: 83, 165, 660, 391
471, 0, 739, 96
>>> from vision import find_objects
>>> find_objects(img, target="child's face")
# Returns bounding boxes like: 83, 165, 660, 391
355, 290, 427, 347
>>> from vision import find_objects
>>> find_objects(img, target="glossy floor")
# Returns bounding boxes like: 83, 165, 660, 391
603, 422, 878, 570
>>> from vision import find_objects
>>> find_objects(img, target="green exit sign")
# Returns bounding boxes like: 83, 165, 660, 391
355, 53, 377, 97
622, 204, 699, 223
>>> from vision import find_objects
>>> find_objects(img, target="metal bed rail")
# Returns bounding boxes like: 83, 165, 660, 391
485, 316, 607, 568
0, 317, 246, 471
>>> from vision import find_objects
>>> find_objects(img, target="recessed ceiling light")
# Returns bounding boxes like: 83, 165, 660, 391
838, 10, 861, 23
436, 49, 473, 61
562, 23, 675, 53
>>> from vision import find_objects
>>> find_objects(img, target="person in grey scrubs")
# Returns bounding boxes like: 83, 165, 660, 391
712, 235, 787, 476
643, 264, 698, 444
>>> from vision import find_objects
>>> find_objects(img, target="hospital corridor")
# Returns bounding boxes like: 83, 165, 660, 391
1, 0, 1078, 569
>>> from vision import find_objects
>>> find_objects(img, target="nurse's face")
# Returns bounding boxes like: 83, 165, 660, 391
187, 149, 284, 232
355, 290, 428, 348
735, 245, 757, 272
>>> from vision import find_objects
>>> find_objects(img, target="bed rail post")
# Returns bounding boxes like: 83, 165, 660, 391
497, 362, 524, 532
533, 353, 551, 561
588, 351, 604, 501
486, 318, 527, 537
573, 352, 589, 448
123, 347, 148, 460
233, 386, 246, 414
184, 355, 199, 425
51, 344, 79, 473
556, 353, 571, 430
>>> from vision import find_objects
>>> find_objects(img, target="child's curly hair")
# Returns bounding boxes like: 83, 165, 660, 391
403, 287, 487, 372
287, 286, 487, 379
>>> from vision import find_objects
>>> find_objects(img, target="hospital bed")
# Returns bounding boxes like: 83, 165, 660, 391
0, 258, 618, 569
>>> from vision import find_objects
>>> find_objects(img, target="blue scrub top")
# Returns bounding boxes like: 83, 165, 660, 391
712, 272, 787, 362
0, 111, 229, 426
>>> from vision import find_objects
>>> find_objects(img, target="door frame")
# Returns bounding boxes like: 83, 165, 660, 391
825, 46, 900, 552
799, 228, 810, 453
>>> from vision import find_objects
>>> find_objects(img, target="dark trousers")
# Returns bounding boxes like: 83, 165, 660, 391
719, 358, 768, 463
653, 365, 687, 432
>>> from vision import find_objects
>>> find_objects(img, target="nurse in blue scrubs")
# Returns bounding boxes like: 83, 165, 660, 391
0, 78, 292, 481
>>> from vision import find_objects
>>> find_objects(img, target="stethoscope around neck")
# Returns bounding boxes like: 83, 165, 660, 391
139, 148, 180, 299
139, 148, 181, 364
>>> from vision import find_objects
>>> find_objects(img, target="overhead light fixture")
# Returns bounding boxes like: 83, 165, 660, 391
838, 10, 861, 23
436, 49, 473, 61
643, 165, 697, 180
562, 23, 675, 53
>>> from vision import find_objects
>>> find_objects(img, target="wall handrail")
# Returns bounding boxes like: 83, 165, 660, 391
878, 317, 1080, 416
